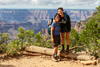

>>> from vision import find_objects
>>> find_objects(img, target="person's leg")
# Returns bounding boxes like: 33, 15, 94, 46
65, 32, 71, 52
60, 32, 65, 52
53, 46, 58, 55
52, 46, 59, 61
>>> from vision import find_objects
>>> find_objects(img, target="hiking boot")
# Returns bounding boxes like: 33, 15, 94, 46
57, 56, 61, 61
65, 50, 69, 54
60, 49, 65, 54
65, 45, 69, 54
52, 54, 58, 62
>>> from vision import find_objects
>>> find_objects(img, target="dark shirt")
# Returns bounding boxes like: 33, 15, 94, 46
60, 12, 71, 32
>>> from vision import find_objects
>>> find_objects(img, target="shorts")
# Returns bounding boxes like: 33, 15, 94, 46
60, 27, 68, 32
60, 23, 68, 33
53, 35, 60, 47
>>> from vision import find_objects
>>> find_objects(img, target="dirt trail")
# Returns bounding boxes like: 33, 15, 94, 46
0, 55, 99, 67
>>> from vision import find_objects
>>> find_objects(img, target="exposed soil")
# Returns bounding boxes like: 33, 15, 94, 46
0, 54, 99, 67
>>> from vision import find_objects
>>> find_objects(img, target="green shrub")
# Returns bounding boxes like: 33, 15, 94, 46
0, 33, 9, 53
79, 7, 100, 57
34, 32, 52, 48
70, 6, 100, 58
6, 40, 21, 56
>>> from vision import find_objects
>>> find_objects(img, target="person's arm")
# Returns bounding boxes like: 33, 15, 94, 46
51, 26, 55, 42
48, 20, 51, 26
67, 15, 71, 32
65, 13, 71, 32
51, 22, 55, 42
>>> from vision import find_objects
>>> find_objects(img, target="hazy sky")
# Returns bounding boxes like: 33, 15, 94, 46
0, 0, 99, 9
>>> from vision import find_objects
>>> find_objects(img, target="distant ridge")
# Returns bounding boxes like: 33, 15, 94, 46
0, 9, 95, 34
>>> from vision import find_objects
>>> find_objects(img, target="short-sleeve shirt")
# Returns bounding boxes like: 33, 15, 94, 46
51, 22, 60, 35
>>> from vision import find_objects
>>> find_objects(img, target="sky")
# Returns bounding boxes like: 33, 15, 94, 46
0, 0, 99, 9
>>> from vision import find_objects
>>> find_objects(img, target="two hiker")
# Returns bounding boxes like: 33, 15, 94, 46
49, 7, 71, 61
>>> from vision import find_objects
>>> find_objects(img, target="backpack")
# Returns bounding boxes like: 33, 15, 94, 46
48, 18, 53, 35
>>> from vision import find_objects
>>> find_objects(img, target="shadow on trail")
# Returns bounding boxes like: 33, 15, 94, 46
0, 64, 15, 67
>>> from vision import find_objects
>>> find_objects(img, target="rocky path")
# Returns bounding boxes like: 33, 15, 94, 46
0, 55, 99, 67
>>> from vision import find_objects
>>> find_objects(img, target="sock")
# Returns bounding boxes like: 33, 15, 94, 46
66, 45, 69, 51
53, 53, 57, 57
61, 44, 64, 51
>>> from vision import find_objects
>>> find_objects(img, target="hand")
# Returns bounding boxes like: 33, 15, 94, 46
51, 38, 54, 42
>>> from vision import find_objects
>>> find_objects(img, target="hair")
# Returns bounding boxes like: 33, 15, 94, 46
57, 7, 64, 11
54, 13, 61, 21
